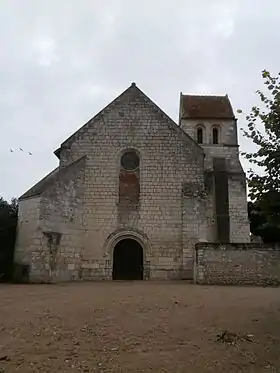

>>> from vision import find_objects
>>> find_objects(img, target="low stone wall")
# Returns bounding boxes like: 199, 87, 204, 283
195, 243, 280, 286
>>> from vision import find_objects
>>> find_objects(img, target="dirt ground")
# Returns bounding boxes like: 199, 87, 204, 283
0, 282, 280, 373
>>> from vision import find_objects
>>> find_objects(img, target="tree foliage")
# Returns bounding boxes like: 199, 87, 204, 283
0, 197, 18, 281
242, 70, 280, 201
242, 70, 280, 241
248, 199, 280, 243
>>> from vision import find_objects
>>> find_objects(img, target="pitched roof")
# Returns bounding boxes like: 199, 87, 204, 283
19, 156, 86, 200
54, 82, 203, 158
180, 94, 235, 119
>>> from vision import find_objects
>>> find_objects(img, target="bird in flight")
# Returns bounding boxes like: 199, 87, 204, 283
8, 148, 33, 155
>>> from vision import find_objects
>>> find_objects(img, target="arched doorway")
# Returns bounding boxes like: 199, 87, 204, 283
113, 239, 143, 280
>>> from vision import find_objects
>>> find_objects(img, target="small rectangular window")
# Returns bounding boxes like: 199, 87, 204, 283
197, 128, 203, 144
213, 127, 219, 144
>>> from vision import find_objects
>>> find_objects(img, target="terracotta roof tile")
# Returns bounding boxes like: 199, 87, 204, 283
181, 94, 235, 119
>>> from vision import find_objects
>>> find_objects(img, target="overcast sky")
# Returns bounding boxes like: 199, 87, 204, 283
1, 0, 279, 201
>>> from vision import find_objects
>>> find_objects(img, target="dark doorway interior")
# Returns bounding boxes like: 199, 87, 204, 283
113, 239, 143, 280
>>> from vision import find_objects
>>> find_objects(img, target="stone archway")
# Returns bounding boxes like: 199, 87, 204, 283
103, 228, 150, 280
113, 239, 143, 280
112, 239, 143, 280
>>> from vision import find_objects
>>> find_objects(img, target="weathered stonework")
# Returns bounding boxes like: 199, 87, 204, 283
195, 243, 280, 286
15, 84, 251, 282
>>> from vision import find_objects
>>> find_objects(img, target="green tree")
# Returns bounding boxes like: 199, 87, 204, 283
248, 199, 280, 243
0, 197, 18, 281
241, 70, 280, 241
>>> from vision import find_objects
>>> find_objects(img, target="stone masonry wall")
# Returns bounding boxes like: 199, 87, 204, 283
36, 157, 86, 282
15, 157, 86, 283
180, 118, 238, 146
14, 197, 41, 267
57, 84, 205, 280
195, 243, 280, 286
180, 117, 250, 244
228, 175, 250, 242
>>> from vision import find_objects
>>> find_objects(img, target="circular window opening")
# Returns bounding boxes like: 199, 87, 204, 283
121, 151, 140, 171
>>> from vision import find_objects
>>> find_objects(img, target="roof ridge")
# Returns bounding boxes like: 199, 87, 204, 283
55, 83, 138, 156
55, 83, 203, 158
134, 85, 203, 151
182, 94, 228, 98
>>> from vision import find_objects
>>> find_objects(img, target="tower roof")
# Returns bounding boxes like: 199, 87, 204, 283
180, 94, 235, 119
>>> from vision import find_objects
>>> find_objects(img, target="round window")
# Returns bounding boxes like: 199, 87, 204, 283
121, 151, 140, 171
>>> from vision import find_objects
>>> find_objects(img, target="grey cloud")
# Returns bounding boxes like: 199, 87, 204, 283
1, 0, 279, 200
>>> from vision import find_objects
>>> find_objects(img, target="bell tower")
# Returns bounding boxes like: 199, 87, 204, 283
178, 92, 250, 244
179, 93, 238, 148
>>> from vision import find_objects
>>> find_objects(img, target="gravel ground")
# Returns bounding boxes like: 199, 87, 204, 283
0, 282, 280, 372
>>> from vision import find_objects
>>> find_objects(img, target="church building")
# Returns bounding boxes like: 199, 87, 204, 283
15, 83, 250, 282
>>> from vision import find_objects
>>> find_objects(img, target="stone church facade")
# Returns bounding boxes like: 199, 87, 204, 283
15, 83, 250, 282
